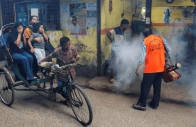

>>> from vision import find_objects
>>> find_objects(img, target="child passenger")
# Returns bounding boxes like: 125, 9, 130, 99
28, 22, 49, 64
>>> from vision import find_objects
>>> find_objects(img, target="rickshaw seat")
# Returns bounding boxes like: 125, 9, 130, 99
1, 32, 13, 64
3, 46, 14, 64
2, 32, 9, 48
0, 32, 10, 61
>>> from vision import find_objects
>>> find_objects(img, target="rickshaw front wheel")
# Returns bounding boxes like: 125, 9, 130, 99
68, 85, 93, 126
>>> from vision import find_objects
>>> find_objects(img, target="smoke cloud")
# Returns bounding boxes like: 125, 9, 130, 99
165, 29, 196, 99
111, 28, 196, 100
112, 34, 143, 90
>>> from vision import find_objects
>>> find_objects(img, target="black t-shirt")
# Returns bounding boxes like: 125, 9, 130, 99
7, 34, 24, 54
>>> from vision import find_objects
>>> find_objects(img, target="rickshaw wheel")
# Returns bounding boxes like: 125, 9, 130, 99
68, 85, 93, 126
0, 72, 14, 106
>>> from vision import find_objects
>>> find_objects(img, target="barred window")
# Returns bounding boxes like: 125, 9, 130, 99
0, 0, 60, 30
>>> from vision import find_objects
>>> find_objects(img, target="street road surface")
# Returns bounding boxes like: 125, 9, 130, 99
0, 87, 195, 127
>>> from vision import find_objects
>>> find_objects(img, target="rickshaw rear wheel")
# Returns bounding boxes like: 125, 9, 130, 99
0, 71, 15, 106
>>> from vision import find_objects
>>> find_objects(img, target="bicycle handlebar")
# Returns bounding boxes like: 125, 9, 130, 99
40, 62, 76, 70
39, 62, 53, 68
58, 63, 76, 69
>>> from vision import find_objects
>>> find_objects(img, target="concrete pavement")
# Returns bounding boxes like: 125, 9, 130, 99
76, 76, 196, 107
1, 58, 195, 106
0, 88, 196, 127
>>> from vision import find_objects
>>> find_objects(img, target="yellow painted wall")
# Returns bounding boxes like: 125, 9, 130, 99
101, 0, 132, 63
142, 0, 195, 7
48, 0, 133, 71
152, 0, 195, 7
46, 31, 63, 48
152, 7, 193, 37
47, 0, 195, 76
59, 0, 97, 66
142, 0, 195, 37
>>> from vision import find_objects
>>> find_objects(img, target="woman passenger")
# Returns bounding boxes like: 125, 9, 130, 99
7, 22, 34, 81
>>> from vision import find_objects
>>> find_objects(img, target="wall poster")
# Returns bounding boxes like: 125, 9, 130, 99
69, 3, 87, 35
86, 3, 97, 27
60, 2, 97, 35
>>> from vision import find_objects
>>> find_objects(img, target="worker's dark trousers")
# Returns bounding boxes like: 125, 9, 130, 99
137, 72, 163, 107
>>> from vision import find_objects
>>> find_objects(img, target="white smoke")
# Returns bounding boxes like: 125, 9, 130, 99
111, 27, 196, 100
166, 35, 187, 64
189, 68, 196, 98
163, 28, 196, 99
112, 34, 143, 90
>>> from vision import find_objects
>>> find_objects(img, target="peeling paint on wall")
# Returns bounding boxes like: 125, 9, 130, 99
46, 31, 63, 48
60, 1, 97, 63
74, 43, 94, 53
60, 0, 97, 77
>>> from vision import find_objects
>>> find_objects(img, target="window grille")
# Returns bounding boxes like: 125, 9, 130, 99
0, 0, 60, 30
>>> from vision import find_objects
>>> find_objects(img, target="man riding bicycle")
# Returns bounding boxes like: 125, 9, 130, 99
40, 36, 79, 102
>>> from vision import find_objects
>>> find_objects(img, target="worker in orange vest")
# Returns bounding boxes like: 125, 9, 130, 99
133, 28, 171, 111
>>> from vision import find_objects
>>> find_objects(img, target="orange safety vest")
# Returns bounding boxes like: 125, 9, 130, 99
143, 35, 165, 73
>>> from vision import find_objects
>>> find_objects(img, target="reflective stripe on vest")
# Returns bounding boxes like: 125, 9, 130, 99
144, 35, 165, 73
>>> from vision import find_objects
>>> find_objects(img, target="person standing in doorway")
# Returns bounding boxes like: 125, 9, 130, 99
107, 19, 129, 83
133, 28, 171, 111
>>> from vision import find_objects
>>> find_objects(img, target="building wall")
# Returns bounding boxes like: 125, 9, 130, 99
0, 0, 60, 29
142, 0, 195, 37
142, 0, 195, 7
57, 0, 133, 76
0, 2, 2, 28
152, 0, 195, 7
100, 0, 133, 64
0, 0, 133, 77
59, 0, 97, 77
46, 31, 63, 48
48, 0, 134, 76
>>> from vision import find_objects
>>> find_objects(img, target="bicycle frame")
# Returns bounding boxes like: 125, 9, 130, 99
52, 65, 74, 85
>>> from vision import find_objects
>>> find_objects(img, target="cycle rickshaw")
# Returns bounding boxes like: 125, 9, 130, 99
0, 23, 93, 126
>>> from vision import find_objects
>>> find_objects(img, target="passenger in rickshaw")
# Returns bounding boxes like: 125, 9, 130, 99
23, 16, 40, 76
7, 22, 34, 81
27, 22, 49, 64
40, 36, 79, 100
23, 15, 39, 46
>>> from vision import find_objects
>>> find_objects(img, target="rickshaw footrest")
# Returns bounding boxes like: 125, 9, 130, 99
13, 81, 24, 87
